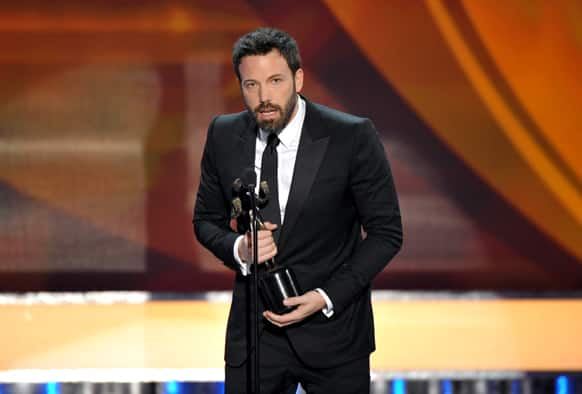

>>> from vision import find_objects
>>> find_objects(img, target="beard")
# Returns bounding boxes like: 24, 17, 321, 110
249, 90, 298, 135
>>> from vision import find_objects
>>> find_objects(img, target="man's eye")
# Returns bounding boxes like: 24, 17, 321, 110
272, 78, 282, 84
245, 82, 256, 88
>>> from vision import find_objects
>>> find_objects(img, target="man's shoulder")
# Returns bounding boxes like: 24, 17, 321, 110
212, 110, 252, 129
306, 100, 374, 142
205, 110, 254, 144
308, 100, 370, 128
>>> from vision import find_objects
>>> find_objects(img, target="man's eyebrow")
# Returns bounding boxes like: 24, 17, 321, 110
242, 74, 286, 83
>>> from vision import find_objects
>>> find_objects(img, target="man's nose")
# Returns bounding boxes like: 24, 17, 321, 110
258, 85, 272, 103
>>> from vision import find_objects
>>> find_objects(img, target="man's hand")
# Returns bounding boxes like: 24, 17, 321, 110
263, 291, 327, 327
238, 221, 278, 263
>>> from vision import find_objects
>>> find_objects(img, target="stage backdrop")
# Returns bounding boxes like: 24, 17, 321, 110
0, 0, 581, 291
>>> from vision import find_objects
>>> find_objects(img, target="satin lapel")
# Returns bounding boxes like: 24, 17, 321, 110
278, 103, 329, 252
235, 113, 257, 178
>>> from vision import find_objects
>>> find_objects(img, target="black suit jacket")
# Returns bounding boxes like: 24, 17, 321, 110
194, 98, 402, 368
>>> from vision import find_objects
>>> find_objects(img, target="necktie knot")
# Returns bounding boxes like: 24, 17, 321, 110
267, 133, 280, 150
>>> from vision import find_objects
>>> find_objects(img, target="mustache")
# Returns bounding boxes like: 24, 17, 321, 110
254, 103, 282, 113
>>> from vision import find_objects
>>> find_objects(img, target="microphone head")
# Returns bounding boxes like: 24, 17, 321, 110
242, 167, 257, 187
259, 181, 270, 198
231, 197, 242, 217
232, 178, 243, 196
257, 181, 270, 209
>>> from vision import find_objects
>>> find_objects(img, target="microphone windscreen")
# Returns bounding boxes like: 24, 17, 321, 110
231, 197, 242, 216
242, 167, 257, 186
232, 178, 243, 196
259, 181, 270, 197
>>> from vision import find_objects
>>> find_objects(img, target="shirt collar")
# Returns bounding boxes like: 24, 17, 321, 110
259, 96, 305, 148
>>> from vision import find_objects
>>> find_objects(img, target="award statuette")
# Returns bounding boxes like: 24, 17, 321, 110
259, 260, 301, 315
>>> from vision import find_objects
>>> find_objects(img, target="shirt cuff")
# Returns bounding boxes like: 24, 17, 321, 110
233, 235, 249, 276
314, 288, 334, 318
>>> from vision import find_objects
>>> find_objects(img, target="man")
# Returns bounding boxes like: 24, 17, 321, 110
194, 27, 402, 394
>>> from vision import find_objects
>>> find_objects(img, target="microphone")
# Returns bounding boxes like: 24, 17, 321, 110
242, 167, 256, 188
231, 179, 250, 213
231, 168, 263, 232
231, 197, 243, 217
230, 196, 250, 234
232, 169, 256, 213
258, 181, 270, 209
232, 169, 271, 216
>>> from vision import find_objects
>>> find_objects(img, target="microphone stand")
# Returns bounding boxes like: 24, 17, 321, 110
232, 175, 300, 393
246, 184, 261, 394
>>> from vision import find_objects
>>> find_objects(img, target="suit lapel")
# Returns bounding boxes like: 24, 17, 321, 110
278, 101, 329, 251
235, 112, 257, 179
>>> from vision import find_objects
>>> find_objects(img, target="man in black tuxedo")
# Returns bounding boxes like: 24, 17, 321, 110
194, 27, 402, 393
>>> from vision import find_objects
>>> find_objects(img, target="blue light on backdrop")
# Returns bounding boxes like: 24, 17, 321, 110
214, 382, 225, 394
511, 379, 521, 394
45, 382, 59, 394
161, 382, 225, 394
392, 379, 406, 394
164, 381, 181, 394
441, 380, 453, 394
556, 375, 571, 394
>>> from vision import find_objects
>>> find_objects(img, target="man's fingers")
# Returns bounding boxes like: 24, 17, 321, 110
263, 291, 326, 325
249, 231, 276, 246
264, 315, 289, 328
250, 232, 275, 245
258, 247, 277, 263
251, 249, 277, 263
282, 295, 304, 306
262, 221, 278, 231
263, 309, 303, 325
243, 222, 279, 263
245, 230, 278, 263
257, 230, 275, 240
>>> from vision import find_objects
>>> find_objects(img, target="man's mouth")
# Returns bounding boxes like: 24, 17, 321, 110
257, 107, 279, 118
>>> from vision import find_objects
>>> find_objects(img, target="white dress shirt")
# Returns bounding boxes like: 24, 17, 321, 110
232, 96, 334, 317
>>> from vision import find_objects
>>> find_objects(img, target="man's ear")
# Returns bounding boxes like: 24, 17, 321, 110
294, 68, 304, 93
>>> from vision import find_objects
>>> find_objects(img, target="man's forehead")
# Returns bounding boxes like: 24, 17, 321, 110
239, 50, 292, 79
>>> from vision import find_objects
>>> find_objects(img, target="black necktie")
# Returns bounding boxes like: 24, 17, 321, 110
260, 133, 281, 228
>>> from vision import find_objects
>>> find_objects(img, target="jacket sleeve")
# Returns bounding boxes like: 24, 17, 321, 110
321, 119, 403, 314
193, 117, 240, 271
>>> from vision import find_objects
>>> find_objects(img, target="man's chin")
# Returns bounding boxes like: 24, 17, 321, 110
257, 120, 280, 134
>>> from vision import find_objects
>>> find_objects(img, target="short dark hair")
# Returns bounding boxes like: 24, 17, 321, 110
232, 27, 302, 80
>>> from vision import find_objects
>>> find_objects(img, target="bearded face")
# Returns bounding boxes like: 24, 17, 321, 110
238, 49, 304, 135
250, 84, 297, 135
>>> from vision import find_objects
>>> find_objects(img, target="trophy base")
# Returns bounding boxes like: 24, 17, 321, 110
259, 266, 301, 315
